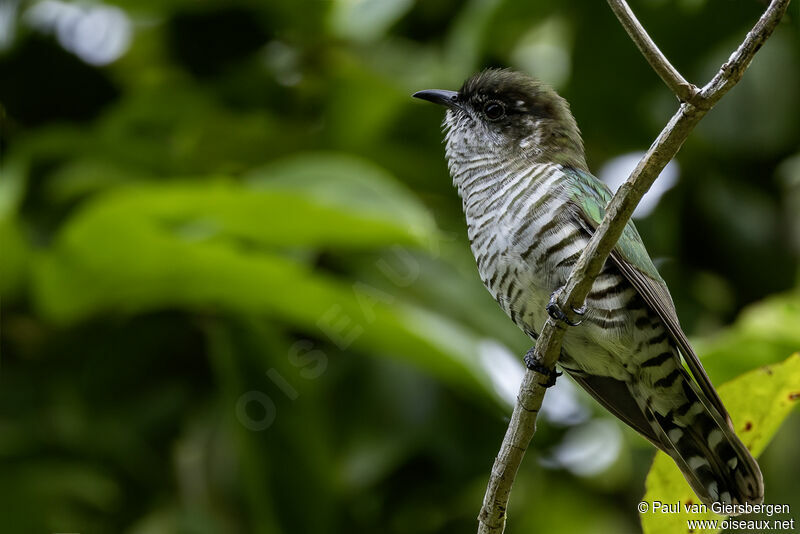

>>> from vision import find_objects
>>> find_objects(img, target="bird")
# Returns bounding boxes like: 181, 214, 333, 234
413, 68, 763, 508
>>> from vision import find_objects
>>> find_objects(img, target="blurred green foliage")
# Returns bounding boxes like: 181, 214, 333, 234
1, 1, 799, 533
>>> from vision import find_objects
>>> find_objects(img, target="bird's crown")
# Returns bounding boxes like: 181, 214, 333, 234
458, 68, 562, 120
436, 69, 588, 171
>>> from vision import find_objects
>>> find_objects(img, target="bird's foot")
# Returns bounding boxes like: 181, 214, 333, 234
523, 348, 561, 388
546, 288, 586, 327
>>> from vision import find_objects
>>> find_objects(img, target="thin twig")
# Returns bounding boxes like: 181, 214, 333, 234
477, 1, 791, 532
700, 0, 792, 106
606, 0, 699, 103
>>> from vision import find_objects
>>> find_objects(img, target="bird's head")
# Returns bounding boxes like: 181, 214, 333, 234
414, 69, 587, 171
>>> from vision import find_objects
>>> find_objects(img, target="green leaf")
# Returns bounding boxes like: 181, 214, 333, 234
32, 176, 429, 318
32, 176, 505, 404
244, 151, 438, 248
641, 353, 800, 534
43, 158, 143, 205
695, 293, 800, 384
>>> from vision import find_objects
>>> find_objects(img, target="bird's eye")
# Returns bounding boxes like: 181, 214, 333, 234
483, 101, 505, 120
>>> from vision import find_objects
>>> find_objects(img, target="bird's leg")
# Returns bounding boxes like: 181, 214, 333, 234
523, 347, 561, 388
546, 287, 586, 326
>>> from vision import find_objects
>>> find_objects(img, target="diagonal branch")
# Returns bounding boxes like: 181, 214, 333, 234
606, 0, 699, 103
477, 1, 791, 532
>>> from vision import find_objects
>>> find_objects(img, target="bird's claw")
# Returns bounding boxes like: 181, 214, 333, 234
546, 289, 585, 326
524, 348, 561, 388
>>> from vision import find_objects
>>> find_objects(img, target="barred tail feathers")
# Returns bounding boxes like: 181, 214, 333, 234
636, 367, 763, 511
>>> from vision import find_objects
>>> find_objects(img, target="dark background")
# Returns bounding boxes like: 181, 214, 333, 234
1, 0, 799, 532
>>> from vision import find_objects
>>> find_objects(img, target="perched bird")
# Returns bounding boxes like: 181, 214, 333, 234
413, 69, 762, 508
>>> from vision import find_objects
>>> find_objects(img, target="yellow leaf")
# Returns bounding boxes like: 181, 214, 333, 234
640, 353, 800, 534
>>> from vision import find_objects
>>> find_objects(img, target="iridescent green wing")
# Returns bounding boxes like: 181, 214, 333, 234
564, 167, 730, 423
566, 167, 664, 282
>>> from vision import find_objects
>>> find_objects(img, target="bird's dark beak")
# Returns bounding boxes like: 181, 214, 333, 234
412, 89, 460, 108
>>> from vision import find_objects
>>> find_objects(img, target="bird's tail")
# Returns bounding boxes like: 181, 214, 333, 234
637, 369, 763, 511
